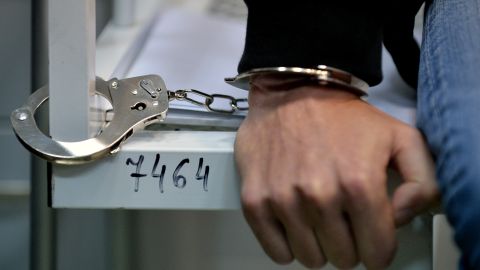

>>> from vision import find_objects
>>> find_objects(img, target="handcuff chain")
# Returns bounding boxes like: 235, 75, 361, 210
168, 89, 248, 114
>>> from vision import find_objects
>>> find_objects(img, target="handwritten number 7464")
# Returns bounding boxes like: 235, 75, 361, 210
126, 155, 210, 193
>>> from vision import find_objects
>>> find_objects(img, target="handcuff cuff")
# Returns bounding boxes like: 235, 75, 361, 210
11, 65, 368, 165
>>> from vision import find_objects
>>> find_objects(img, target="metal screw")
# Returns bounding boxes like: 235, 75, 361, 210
17, 112, 28, 121
111, 81, 118, 89
152, 101, 159, 106
131, 89, 138, 95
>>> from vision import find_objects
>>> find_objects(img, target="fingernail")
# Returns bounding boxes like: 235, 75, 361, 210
395, 208, 415, 226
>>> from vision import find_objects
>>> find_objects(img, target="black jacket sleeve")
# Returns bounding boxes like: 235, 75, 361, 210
238, 1, 423, 88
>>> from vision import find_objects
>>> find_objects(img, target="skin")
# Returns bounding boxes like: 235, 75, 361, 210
235, 75, 439, 269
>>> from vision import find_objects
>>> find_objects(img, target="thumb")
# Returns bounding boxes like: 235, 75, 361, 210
391, 129, 440, 227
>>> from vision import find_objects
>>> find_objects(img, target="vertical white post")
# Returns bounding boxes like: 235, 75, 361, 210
48, 2, 108, 268
433, 215, 461, 270
48, 0, 95, 141
113, 0, 135, 27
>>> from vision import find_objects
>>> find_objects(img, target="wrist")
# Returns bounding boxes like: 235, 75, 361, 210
248, 74, 361, 109
226, 66, 369, 96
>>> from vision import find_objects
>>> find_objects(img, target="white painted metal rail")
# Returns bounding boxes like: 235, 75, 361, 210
52, 131, 241, 209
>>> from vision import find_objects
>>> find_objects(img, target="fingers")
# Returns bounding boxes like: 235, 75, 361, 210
237, 145, 294, 264
241, 191, 294, 264
239, 160, 294, 264
342, 172, 397, 269
299, 182, 359, 269
240, 160, 396, 269
270, 190, 326, 268
241, 174, 328, 268
391, 128, 440, 226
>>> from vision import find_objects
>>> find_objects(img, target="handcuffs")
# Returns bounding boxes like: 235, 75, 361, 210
11, 66, 368, 165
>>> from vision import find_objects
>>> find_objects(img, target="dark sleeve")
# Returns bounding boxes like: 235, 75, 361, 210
238, 1, 384, 86
383, 0, 424, 89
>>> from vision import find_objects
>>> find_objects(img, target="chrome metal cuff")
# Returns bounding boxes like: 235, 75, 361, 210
225, 65, 369, 96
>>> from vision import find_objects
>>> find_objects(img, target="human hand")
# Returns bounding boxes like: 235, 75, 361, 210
235, 75, 439, 269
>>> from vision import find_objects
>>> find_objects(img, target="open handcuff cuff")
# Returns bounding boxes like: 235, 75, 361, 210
11, 66, 368, 165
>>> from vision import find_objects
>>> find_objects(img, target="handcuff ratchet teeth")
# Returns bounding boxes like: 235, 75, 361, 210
10, 75, 169, 165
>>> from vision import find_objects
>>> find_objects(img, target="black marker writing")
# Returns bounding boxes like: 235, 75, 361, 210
152, 154, 166, 193
126, 155, 146, 192
195, 158, 209, 191
125, 155, 210, 193
173, 158, 189, 189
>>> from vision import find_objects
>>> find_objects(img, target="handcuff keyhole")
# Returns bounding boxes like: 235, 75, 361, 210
131, 102, 147, 111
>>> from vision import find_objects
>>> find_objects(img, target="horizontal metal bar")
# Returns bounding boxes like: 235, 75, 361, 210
52, 131, 240, 209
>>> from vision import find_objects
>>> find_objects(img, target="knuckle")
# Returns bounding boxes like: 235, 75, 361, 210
399, 125, 424, 146
295, 180, 316, 195
295, 181, 317, 200
270, 188, 295, 209
240, 192, 265, 219
296, 181, 339, 210
342, 171, 372, 201
313, 190, 340, 211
